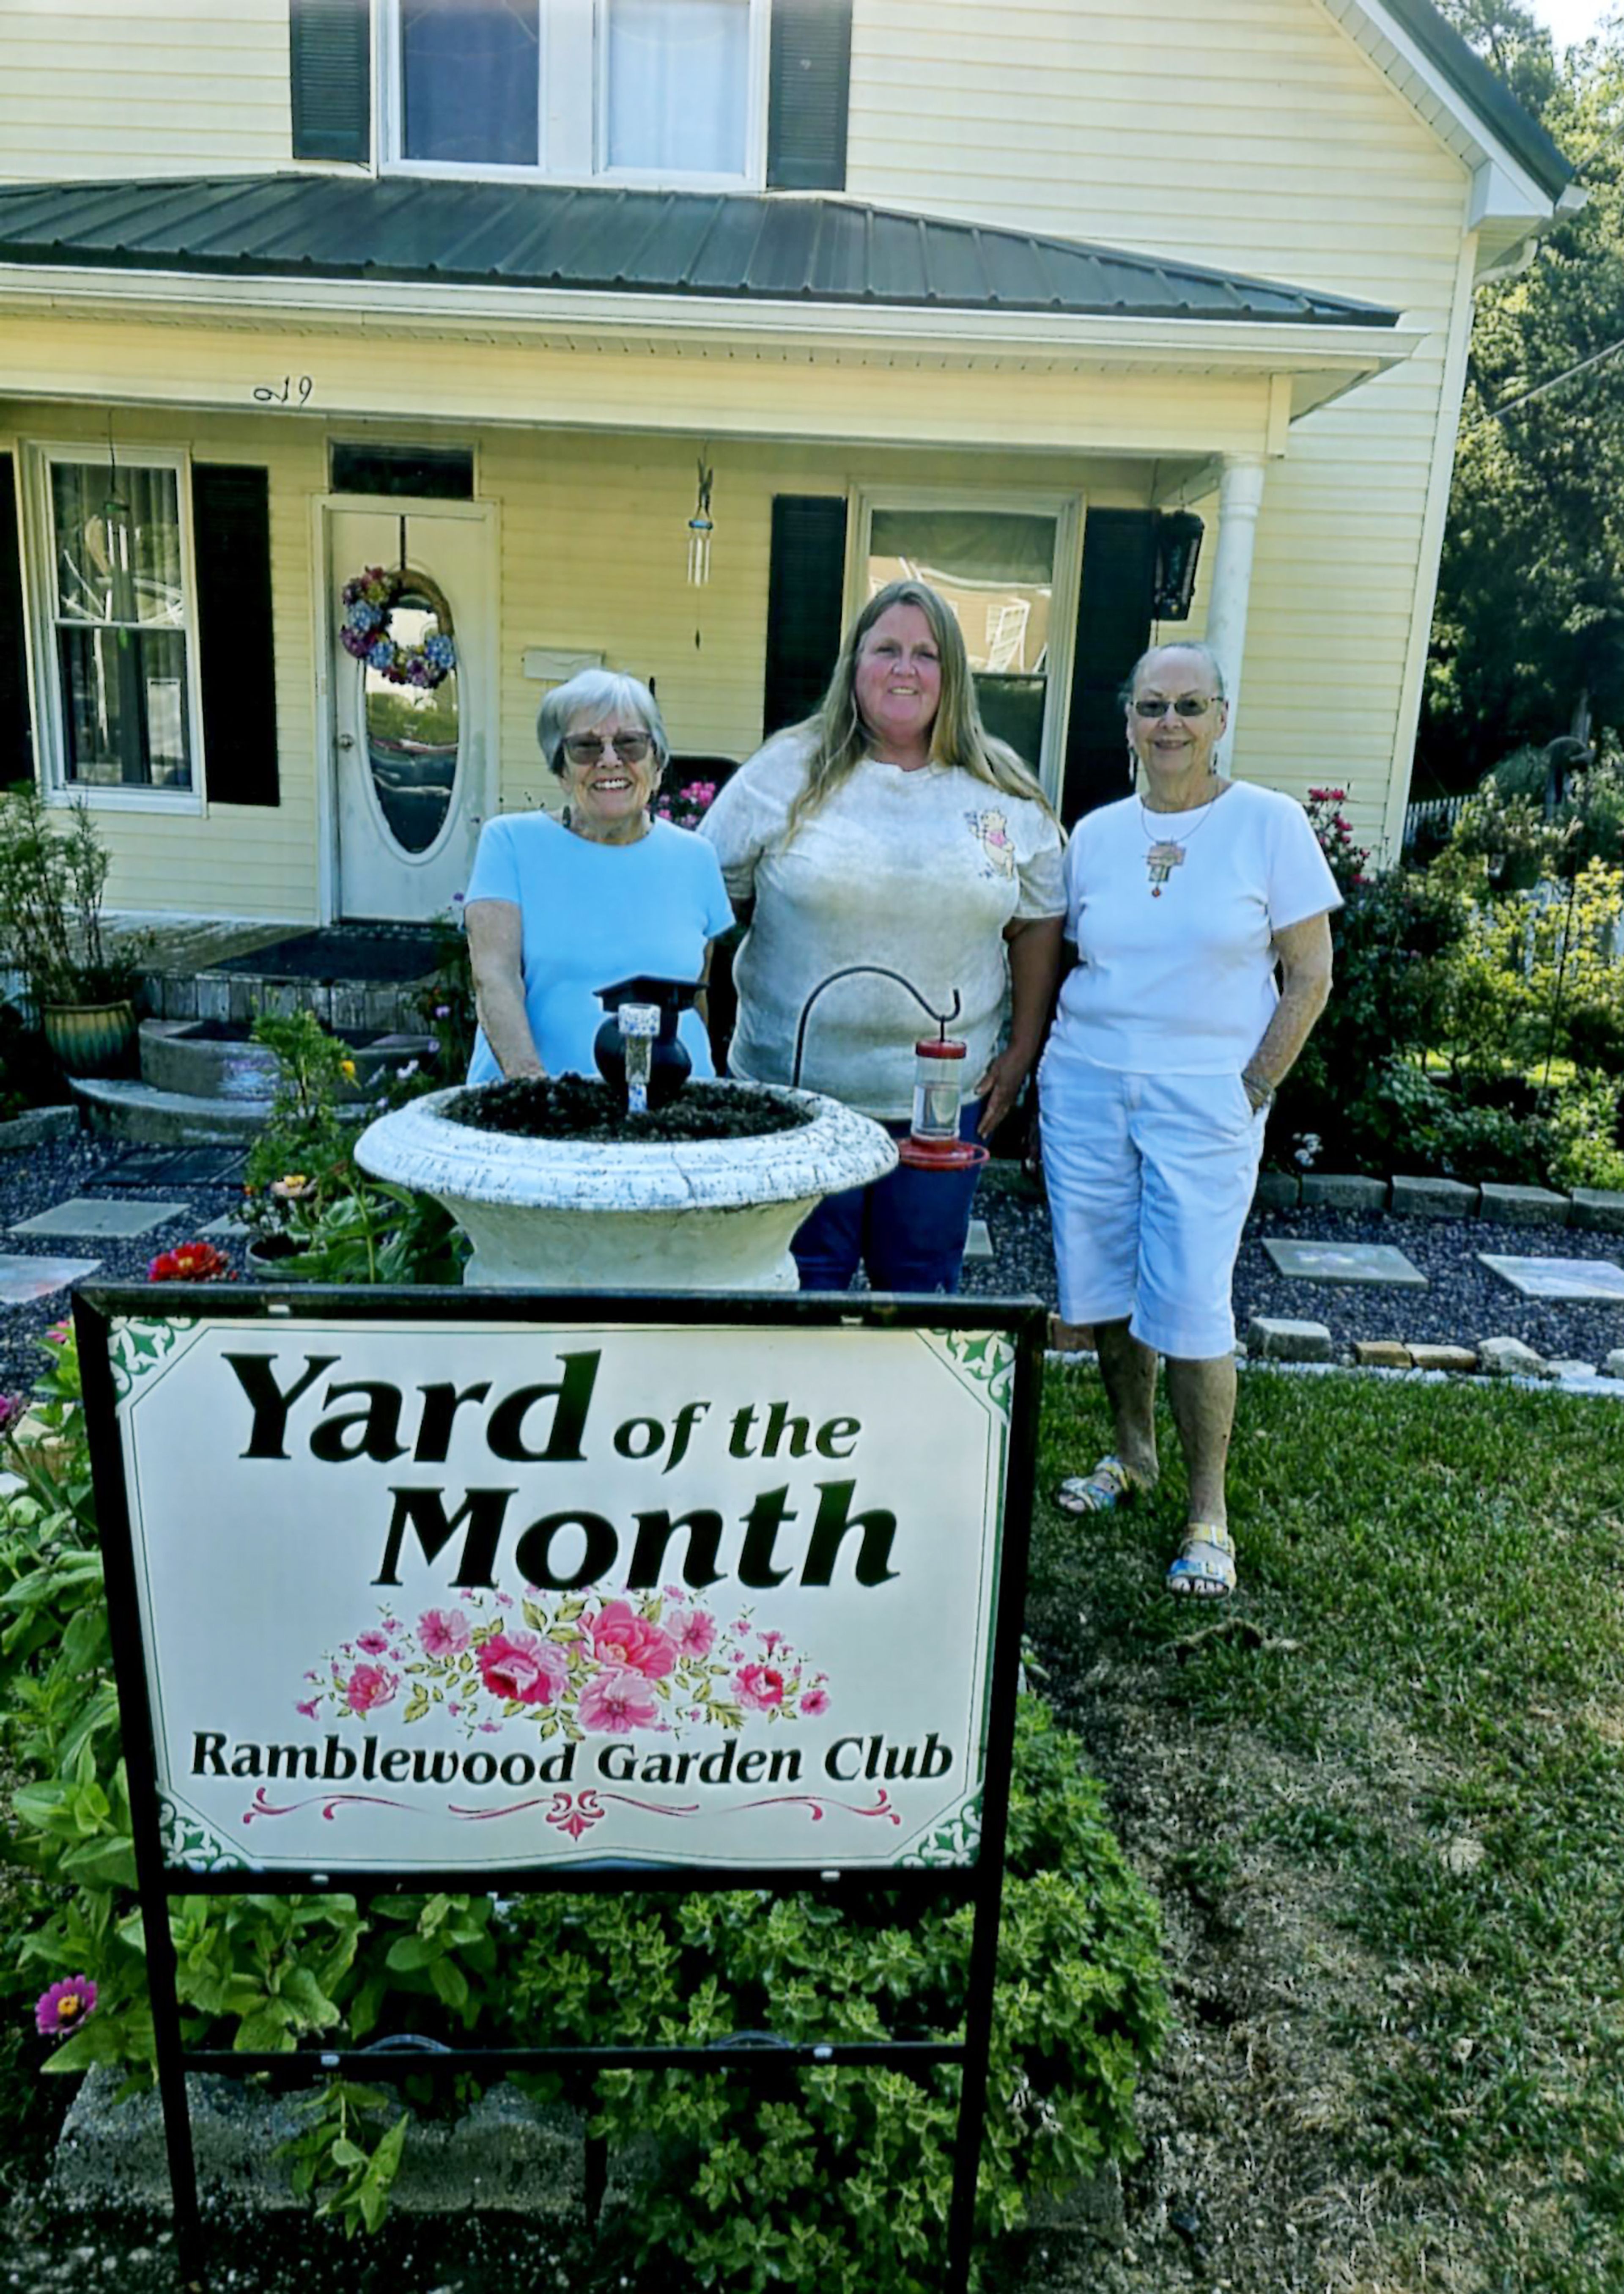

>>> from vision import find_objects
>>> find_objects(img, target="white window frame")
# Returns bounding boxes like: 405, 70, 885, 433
847, 484, 1087, 809
379, 0, 769, 190
23, 442, 206, 816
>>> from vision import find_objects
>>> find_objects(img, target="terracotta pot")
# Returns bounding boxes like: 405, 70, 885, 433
42, 997, 138, 1079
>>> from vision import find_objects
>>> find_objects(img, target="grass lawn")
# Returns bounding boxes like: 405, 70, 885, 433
1024, 1365, 1624, 2294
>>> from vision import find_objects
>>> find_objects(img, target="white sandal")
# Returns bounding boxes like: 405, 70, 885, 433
1056, 1455, 1139, 1516
1166, 1521, 1237, 1599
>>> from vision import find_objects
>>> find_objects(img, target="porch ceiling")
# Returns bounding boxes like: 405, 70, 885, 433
0, 175, 1404, 330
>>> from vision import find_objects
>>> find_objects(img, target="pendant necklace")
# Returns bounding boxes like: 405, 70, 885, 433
1141, 784, 1224, 896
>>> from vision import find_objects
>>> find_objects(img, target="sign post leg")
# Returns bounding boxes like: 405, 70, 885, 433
944, 1873, 1004, 2294
144, 1889, 205, 2285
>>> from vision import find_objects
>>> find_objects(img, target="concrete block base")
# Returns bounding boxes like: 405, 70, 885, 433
1300, 1174, 1386, 1212
1391, 1175, 1479, 1219
1478, 1183, 1569, 1228
1247, 1316, 1334, 1362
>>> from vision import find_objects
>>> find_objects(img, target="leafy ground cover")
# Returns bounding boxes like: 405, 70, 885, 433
1026, 1363, 1624, 2293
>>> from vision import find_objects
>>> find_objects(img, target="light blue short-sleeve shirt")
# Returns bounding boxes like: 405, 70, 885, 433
464, 812, 735, 1085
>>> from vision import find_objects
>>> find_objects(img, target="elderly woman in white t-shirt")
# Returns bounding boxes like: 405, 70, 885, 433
701, 578, 1064, 1292
1040, 641, 1340, 1599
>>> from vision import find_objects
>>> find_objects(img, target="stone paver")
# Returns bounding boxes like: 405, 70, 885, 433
1300, 1174, 1386, 1212
0, 1253, 102, 1305
1477, 1183, 1570, 1228
1548, 1360, 1597, 1381
197, 1216, 251, 1240
10, 1198, 191, 1241
0, 1106, 76, 1153
963, 1218, 993, 1261
1391, 1174, 1479, 1218
1478, 1254, 1624, 1303
1353, 1340, 1411, 1368
1569, 1187, 1624, 1234
1253, 1172, 1299, 1210
1479, 1335, 1554, 1378
1262, 1239, 1426, 1288
1247, 1316, 1334, 1362
1407, 1343, 1479, 1373
1605, 1350, 1624, 1379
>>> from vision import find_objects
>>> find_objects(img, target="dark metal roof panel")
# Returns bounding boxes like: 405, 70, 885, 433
1385, 0, 1575, 201
0, 174, 1401, 327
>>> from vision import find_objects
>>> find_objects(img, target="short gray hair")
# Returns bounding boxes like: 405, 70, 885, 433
536, 669, 671, 779
1120, 640, 1227, 707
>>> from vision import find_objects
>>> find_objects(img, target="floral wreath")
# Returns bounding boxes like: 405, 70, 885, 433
339, 565, 457, 690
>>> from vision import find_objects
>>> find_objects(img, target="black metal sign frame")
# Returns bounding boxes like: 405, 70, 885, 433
76, 1283, 1042, 2292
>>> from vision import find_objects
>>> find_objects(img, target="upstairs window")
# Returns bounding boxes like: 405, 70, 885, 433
390, 0, 763, 184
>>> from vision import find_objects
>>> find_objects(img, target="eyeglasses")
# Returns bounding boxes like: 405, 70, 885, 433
1132, 697, 1220, 719
562, 731, 653, 766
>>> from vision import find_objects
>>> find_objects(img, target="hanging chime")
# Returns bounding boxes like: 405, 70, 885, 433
686, 453, 714, 587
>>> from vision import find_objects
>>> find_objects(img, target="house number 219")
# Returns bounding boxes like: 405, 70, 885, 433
252, 375, 314, 405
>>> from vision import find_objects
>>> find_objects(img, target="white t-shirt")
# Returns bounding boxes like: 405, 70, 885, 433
1051, 780, 1341, 1073
700, 732, 1066, 1119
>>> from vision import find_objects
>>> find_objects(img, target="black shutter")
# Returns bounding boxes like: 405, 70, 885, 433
1060, 508, 1157, 827
767, 0, 851, 192
0, 456, 33, 789
290, 0, 371, 164
194, 465, 280, 808
763, 495, 848, 737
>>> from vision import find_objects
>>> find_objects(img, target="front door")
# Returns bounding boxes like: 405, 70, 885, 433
324, 501, 494, 921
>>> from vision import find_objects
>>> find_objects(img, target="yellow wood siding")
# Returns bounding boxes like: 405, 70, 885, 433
0, 0, 291, 181
847, 0, 1474, 853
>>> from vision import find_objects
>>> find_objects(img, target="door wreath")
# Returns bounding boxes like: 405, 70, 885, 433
339, 565, 457, 690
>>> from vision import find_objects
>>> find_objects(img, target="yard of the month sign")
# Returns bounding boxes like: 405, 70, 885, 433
96, 1300, 1026, 1880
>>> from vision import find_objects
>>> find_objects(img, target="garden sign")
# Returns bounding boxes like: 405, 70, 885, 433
82, 1291, 1039, 1885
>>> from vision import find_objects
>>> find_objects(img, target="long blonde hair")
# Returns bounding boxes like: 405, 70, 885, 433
779, 578, 1059, 846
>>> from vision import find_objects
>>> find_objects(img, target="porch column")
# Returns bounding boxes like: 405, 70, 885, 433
1205, 453, 1266, 772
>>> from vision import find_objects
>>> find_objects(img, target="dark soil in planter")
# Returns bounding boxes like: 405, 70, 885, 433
446, 1076, 815, 1144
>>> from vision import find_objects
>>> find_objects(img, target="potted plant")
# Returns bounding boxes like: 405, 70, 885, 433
0, 783, 147, 1075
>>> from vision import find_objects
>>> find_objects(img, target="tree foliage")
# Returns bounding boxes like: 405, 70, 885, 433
1422, 14, 1624, 788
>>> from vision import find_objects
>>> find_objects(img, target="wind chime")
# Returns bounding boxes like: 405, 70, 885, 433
686, 452, 715, 587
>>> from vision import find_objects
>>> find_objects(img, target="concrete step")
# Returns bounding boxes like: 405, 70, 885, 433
72, 1077, 276, 1145
140, 1019, 437, 1102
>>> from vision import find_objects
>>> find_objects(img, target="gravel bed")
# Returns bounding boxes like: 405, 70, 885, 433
964, 1173, 1624, 1363
3, 1135, 1621, 1401
0, 1132, 249, 1399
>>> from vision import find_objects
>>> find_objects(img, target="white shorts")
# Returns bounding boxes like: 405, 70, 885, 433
1038, 1044, 1266, 1359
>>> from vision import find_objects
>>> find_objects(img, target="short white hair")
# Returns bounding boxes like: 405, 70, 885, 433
1121, 640, 1227, 706
536, 669, 671, 778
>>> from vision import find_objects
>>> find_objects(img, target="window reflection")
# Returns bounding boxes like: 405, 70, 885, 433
50, 460, 191, 788
362, 580, 459, 855
867, 508, 1059, 770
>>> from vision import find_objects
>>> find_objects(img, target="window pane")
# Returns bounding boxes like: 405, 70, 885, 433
59, 626, 192, 790
867, 509, 1059, 770
52, 463, 184, 627
403, 0, 539, 165
606, 0, 749, 174
362, 583, 459, 856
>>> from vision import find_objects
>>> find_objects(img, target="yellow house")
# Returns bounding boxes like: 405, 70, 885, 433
0, 0, 1576, 929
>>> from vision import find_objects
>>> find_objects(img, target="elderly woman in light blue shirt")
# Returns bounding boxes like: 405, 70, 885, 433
463, 669, 732, 1085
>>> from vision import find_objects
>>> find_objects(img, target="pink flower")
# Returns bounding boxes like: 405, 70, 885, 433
735, 1663, 785, 1712
674, 1607, 716, 1659
35, 1975, 97, 2039
586, 1599, 677, 1680
356, 1629, 390, 1656
419, 1607, 471, 1657
579, 1668, 660, 1734
478, 1629, 568, 1707
344, 1663, 398, 1716
800, 1686, 830, 1717
295, 1698, 319, 1719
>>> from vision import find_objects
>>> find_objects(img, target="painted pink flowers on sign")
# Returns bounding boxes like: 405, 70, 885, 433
345, 1663, 398, 1716
586, 1598, 677, 1679
303, 1591, 831, 1745
477, 1629, 568, 1707
579, 1668, 661, 1734
418, 1607, 471, 1657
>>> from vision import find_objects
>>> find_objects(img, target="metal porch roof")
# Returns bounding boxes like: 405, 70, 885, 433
0, 175, 1401, 327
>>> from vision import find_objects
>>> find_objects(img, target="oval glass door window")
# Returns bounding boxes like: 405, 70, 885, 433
362, 576, 458, 855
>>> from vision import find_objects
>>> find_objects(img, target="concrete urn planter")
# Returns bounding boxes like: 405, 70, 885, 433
354, 1081, 899, 1291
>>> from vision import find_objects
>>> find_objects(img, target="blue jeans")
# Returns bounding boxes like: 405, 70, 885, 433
791, 1104, 985, 1294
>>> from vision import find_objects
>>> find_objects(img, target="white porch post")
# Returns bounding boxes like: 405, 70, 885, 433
1205, 453, 1266, 772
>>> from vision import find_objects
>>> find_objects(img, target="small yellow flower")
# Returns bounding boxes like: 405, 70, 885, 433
340, 1059, 357, 1080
